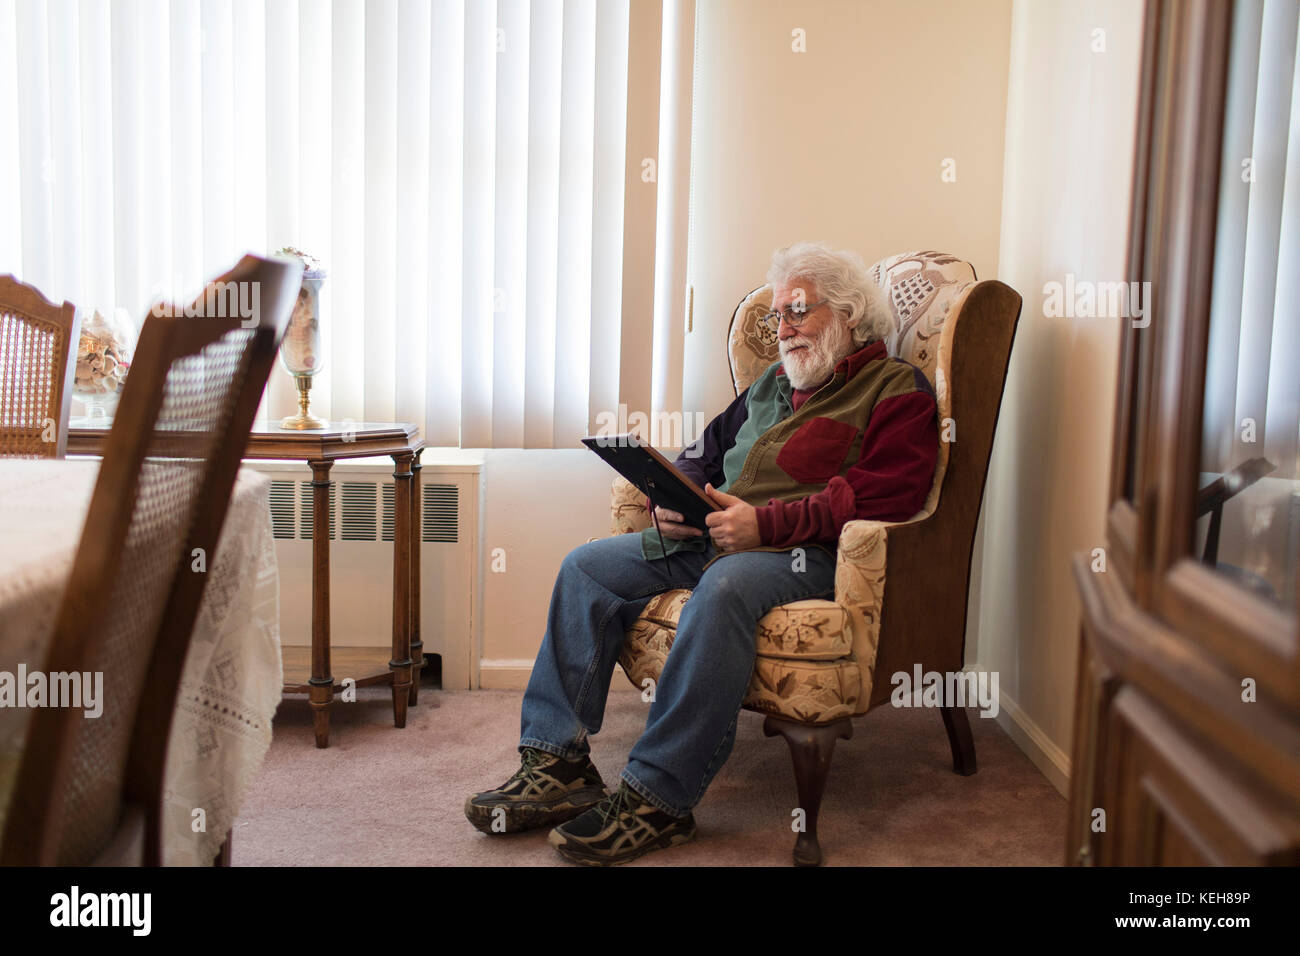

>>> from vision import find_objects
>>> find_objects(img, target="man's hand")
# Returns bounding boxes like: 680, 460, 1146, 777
651, 505, 705, 540
704, 484, 760, 551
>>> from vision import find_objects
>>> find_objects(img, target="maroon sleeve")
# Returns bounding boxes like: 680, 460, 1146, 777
753, 390, 938, 548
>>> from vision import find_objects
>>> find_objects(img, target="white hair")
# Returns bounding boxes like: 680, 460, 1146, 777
765, 240, 895, 346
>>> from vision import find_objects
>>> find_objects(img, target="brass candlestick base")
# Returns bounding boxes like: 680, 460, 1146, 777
280, 374, 327, 430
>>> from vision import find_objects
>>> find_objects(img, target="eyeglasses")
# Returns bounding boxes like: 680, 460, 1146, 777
762, 299, 829, 333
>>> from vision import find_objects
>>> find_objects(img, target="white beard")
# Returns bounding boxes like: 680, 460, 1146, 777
780, 317, 855, 390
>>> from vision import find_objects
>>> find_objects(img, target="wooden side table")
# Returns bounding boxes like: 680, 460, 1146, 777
69, 421, 425, 748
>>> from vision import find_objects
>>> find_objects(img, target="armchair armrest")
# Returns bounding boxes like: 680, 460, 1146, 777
610, 475, 652, 534
833, 516, 920, 676
834, 519, 893, 609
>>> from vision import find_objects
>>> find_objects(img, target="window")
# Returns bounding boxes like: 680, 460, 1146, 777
0, 0, 694, 448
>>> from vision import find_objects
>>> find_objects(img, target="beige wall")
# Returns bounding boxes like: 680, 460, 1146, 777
478, 449, 618, 686
685, 0, 1014, 419
974, 0, 1144, 794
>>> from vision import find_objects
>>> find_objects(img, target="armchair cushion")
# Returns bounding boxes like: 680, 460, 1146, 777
755, 600, 854, 660
618, 594, 863, 724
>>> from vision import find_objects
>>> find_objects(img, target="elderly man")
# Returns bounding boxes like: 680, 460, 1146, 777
465, 240, 939, 865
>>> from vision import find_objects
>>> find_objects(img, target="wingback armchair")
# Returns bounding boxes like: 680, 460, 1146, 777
607, 250, 1021, 866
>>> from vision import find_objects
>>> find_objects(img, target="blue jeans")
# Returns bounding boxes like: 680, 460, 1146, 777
519, 532, 837, 817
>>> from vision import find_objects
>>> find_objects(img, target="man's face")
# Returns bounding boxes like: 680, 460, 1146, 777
773, 278, 855, 390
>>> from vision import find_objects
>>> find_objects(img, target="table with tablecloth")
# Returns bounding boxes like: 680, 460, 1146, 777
0, 458, 281, 865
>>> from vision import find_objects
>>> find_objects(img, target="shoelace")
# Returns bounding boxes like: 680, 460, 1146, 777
595, 786, 637, 827
506, 747, 550, 786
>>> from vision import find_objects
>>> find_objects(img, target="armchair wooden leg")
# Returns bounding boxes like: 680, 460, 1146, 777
763, 715, 853, 867
940, 706, 977, 776
213, 830, 232, 867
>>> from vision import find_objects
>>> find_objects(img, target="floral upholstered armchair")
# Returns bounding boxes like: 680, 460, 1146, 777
605, 250, 1022, 866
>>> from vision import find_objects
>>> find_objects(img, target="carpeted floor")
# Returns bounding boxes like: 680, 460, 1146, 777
232, 682, 1067, 867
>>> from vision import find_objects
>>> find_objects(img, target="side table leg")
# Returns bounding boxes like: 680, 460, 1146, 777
409, 449, 423, 706
309, 460, 335, 748
389, 452, 414, 728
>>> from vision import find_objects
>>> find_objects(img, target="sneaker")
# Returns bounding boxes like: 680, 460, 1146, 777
464, 746, 608, 834
548, 781, 696, 866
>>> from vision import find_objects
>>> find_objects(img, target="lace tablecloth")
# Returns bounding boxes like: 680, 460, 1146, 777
0, 458, 281, 865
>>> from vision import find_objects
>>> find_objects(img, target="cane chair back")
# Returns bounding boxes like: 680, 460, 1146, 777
0, 254, 302, 865
0, 276, 80, 458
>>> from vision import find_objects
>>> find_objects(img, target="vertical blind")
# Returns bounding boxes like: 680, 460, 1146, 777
1204, 0, 1300, 480
0, 0, 695, 448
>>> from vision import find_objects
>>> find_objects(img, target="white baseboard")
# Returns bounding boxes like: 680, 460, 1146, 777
991, 685, 1071, 797
476, 659, 532, 689
477, 659, 638, 692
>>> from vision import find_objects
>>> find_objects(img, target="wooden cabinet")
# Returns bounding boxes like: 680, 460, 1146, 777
1068, 0, 1300, 867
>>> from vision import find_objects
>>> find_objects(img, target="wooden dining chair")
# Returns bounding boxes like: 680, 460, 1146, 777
0, 275, 80, 458
0, 253, 302, 866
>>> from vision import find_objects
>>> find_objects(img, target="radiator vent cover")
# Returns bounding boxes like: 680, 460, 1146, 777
382, 483, 394, 541
268, 480, 296, 540
266, 478, 458, 543
423, 484, 459, 543
340, 482, 378, 541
